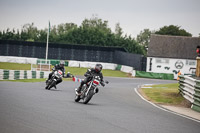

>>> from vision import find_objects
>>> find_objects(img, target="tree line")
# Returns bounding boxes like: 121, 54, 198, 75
0, 16, 193, 56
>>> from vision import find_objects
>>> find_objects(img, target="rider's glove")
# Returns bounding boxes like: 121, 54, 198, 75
84, 73, 89, 77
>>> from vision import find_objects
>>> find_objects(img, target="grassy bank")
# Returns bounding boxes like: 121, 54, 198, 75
140, 83, 189, 106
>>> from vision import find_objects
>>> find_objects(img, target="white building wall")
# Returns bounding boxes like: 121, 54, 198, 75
146, 57, 196, 79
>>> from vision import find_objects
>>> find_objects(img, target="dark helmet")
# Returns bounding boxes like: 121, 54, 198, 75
60, 60, 65, 67
95, 64, 103, 72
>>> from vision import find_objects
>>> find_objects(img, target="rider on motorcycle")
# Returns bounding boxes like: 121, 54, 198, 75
47, 60, 65, 88
76, 64, 105, 95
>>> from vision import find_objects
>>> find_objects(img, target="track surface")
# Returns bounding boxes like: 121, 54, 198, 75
0, 77, 199, 133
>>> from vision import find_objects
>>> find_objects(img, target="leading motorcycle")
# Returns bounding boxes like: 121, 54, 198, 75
75, 75, 108, 104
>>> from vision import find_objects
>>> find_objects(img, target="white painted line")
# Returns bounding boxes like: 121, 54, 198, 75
134, 88, 200, 123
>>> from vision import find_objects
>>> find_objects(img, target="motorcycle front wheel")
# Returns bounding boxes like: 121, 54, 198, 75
47, 80, 56, 90
83, 89, 94, 104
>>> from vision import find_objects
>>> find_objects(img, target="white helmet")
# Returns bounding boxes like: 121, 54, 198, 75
60, 60, 65, 67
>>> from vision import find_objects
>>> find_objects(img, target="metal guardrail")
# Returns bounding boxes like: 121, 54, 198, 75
179, 75, 200, 112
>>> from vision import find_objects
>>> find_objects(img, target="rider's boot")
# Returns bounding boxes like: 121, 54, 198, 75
46, 79, 48, 84
75, 87, 82, 95
95, 88, 99, 93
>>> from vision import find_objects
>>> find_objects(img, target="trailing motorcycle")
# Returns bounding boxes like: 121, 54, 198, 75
75, 75, 108, 104
45, 70, 63, 90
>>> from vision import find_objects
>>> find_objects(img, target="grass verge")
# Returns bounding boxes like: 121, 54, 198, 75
66, 67, 128, 77
0, 62, 31, 70
140, 83, 190, 107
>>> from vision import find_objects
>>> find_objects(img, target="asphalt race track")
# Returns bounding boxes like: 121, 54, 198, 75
0, 77, 199, 133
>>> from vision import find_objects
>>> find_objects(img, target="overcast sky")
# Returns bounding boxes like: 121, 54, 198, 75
0, 0, 199, 37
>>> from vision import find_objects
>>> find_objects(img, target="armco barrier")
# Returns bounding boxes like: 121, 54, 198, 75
179, 75, 200, 112
0, 69, 50, 80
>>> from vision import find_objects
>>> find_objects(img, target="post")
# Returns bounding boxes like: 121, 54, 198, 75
45, 21, 50, 64
196, 57, 200, 77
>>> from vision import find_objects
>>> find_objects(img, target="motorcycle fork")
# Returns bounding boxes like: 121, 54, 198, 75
85, 82, 93, 96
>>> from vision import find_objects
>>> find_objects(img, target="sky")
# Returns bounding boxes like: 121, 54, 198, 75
0, 0, 200, 37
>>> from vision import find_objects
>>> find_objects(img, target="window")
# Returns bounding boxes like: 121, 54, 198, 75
186, 60, 196, 66
156, 58, 169, 64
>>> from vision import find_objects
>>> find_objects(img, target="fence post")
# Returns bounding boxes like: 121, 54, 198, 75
196, 57, 200, 77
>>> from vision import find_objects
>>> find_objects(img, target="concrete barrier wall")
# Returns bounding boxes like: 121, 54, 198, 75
0, 69, 50, 80
0, 56, 38, 64
120, 65, 133, 73
68, 60, 118, 70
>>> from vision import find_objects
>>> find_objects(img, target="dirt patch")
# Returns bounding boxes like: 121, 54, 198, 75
127, 73, 133, 78
163, 92, 180, 97
162, 92, 191, 107
180, 99, 192, 108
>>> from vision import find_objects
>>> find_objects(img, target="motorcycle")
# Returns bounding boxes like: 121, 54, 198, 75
74, 75, 108, 104
45, 70, 63, 90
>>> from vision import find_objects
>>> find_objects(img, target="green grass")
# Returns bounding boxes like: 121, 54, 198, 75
65, 67, 128, 77
0, 62, 31, 70
141, 83, 186, 105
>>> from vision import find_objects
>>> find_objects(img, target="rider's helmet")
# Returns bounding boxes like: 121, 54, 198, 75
60, 60, 65, 67
95, 64, 103, 72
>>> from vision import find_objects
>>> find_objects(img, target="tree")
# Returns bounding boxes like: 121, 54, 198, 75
21, 23, 39, 41
115, 23, 123, 38
136, 29, 152, 47
1, 28, 16, 40
155, 25, 192, 37
0, 16, 146, 55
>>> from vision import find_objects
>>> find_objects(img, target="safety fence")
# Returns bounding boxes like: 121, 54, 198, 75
0, 69, 50, 80
179, 75, 200, 112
